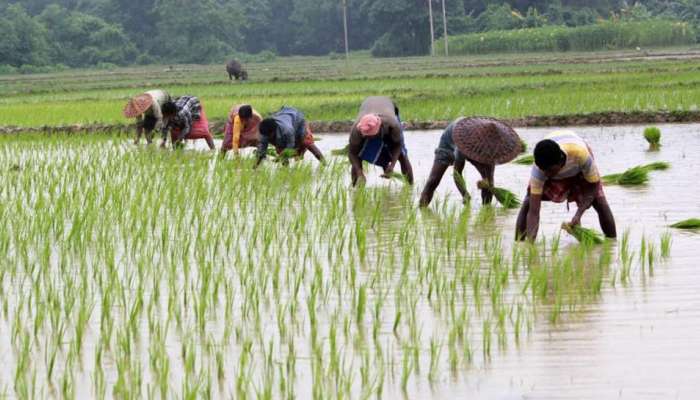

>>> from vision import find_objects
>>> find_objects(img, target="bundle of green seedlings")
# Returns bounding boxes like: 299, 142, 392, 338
561, 222, 605, 245
602, 161, 669, 185
331, 145, 349, 156
669, 218, 700, 230
477, 179, 521, 208
643, 126, 661, 150
513, 154, 534, 165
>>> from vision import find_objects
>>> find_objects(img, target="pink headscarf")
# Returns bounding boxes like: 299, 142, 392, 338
357, 114, 381, 137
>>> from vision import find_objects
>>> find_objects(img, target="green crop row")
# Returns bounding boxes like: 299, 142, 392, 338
446, 20, 695, 55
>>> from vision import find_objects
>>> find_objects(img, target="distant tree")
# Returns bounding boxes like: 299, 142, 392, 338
476, 3, 522, 31
367, 0, 432, 57
88, 0, 159, 52
0, 4, 50, 66
288, 0, 345, 55
38, 4, 137, 67
152, 0, 244, 63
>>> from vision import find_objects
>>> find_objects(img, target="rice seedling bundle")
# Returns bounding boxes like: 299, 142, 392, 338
477, 180, 521, 208
331, 145, 349, 156
561, 223, 605, 245
643, 126, 661, 150
513, 154, 534, 165
669, 218, 700, 230
602, 166, 649, 186
641, 161, 669, 171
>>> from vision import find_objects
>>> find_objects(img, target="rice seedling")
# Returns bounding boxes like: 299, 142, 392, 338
561, 223, 605, 245
670, 218, 700, 230
477, 180, 521, 209
513, 154, 534, 165
330, 145, 349, 156
660, 232, 672, 258
0, 131, 680, 399
641, 161, 670, 171
643, 126, 661, 150
602, 166, 649, 186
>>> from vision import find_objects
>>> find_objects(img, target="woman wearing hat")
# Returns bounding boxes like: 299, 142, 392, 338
348, 96, 414, 186
419, 117, 522, 207
123, 90, 171, 145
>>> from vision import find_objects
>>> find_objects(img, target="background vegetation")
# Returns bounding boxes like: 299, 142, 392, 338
2, 0, 700, 69
3, 51, 700, 128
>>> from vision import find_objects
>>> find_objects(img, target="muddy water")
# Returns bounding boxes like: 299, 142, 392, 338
303, 124, 700, 399
31, 124, 696, 399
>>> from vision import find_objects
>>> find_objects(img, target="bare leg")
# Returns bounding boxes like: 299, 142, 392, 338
135, 126, 143, 145
145, 129, 154, 145
398, 153, 414, 185
592, 196, 617, 238
515, 194, 530, 241
419, 161, 449, 207
468, 159, 495, 205
205, 136, 215, 150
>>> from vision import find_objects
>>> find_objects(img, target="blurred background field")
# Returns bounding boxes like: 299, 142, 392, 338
3, 49, 700, 128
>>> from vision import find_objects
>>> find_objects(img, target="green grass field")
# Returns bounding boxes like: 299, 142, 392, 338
2, 49, 700, 129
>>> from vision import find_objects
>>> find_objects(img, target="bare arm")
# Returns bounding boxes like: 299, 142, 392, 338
571, 181, 598, 226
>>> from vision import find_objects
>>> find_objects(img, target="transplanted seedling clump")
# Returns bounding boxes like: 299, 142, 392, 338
643, 126, 661, 150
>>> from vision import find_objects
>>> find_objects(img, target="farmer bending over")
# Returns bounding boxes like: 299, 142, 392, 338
348, 96, 413, 186
161, 95, 215, 150
123, 89, 171, 144
419, 117, 522, 207
255, 106, 325, 167
221, 104, 262, 155
515, 130, 617, 241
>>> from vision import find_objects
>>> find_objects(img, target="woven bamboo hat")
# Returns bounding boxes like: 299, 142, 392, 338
123, 93, 153, 118
452, 117, 522, 164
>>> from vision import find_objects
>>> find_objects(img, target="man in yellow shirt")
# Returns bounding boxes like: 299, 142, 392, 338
221, 104, 262, 155
515, 130, 616, 241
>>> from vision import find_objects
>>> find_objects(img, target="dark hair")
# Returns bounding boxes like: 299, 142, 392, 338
259, 118, 278, 136
162, 101, 177, 115
534, 139, 565, 170
239, 105, 253, 119
143, 115, 157, 131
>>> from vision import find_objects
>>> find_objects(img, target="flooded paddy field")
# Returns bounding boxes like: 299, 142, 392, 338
0, 124, 698, 399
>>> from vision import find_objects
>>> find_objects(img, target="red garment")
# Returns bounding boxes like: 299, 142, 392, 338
171, 108, 213, 142
221, 105, 262, 151
530, 174, 605, 206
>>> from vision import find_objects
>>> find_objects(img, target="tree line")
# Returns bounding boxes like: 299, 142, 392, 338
1, 0, 699, 70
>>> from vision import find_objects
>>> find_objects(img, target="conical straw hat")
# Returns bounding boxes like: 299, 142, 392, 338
123, 93, 154, 118
452, 117, 522, 165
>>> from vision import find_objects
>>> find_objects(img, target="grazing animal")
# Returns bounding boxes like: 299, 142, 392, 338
226, 60, 248, 81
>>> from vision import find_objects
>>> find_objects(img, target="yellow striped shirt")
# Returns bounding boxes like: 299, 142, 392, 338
529, 130, 600, 195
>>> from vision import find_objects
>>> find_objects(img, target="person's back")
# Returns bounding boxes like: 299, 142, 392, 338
357, 96, 396, 119
272, 106, 304, 142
